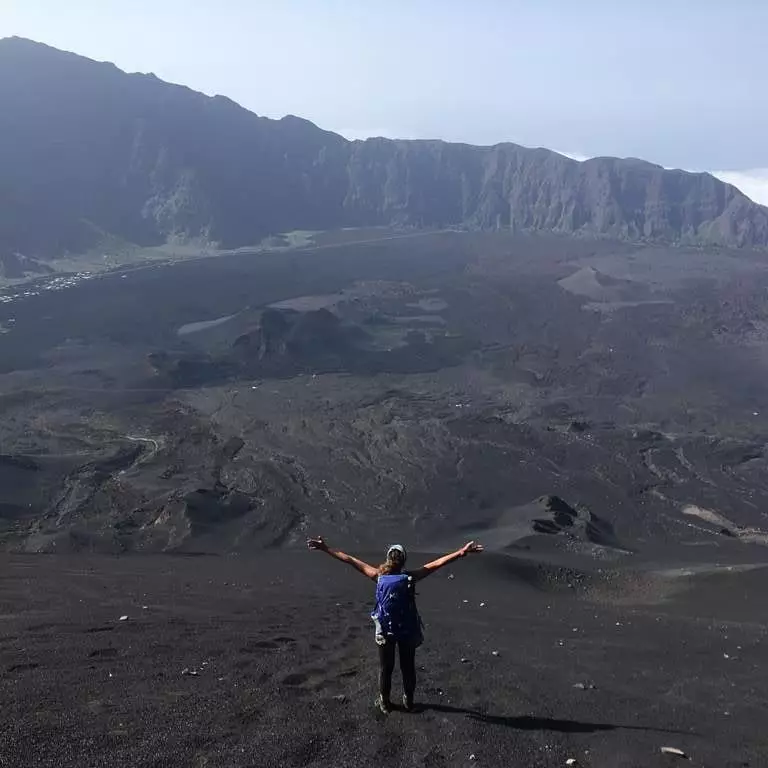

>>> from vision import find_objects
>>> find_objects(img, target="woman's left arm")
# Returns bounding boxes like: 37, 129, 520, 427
410, 541, 484, 582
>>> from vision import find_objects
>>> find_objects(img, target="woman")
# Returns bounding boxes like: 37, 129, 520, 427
307, 536, 484, 714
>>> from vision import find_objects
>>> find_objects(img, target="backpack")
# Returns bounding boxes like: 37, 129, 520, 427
371, 573, 423, 646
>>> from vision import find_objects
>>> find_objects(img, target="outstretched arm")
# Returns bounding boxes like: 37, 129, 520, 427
411, 541, 484, 582
307, 536, 379, 580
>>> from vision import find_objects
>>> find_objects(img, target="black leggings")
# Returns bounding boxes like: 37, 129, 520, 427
378, 638, 417, 703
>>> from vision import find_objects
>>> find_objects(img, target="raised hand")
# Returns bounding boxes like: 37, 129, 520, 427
307, 536, 329, 552
461, 541, 484, 556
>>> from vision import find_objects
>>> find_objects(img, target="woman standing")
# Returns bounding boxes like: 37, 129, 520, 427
307, 537, 484, 713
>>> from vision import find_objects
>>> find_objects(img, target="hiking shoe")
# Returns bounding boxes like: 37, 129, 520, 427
402, 694, 414, 712
375, 694, 391, 714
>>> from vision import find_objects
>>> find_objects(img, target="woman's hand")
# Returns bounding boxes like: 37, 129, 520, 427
307, 536, 329, 552
460, 541, 484, 556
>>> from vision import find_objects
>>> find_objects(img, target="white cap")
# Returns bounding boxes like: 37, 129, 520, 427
387, 544, 407, 562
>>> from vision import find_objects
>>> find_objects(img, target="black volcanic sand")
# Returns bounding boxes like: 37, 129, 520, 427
2, 552, 768, 767
3, 231, 768, 764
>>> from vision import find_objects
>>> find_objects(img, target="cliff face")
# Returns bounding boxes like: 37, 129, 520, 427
343, 141, 767, 245
1, 36, 767, 261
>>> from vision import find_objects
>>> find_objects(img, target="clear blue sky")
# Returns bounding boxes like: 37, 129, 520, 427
2, 1, 767, 197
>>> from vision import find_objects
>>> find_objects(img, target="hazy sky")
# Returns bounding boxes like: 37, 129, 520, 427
2, 1, 767, 202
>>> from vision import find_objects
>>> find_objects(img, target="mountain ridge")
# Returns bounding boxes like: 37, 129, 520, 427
1, 35, 767, 263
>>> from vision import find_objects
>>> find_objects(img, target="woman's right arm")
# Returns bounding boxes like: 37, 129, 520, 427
307, 536, 379, 580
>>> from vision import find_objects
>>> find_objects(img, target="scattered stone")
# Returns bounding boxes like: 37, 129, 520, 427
448, 574, 455, 580
491, 651, 499, 657
572, 682, 596, 690
566, 760, 578, 766
332, 694, 346, 702
462, 599, 469, 604
479, 602, 486, 607
469, 755, 477, 761
460, 657, 469, 663
181, 667, 200, 677
660, 747, 689, 759
119, 615, 128, 622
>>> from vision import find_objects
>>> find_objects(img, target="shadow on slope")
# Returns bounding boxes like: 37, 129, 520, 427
418, 705, 691, 735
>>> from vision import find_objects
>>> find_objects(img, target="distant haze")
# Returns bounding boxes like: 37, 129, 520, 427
2, 0, 767, 203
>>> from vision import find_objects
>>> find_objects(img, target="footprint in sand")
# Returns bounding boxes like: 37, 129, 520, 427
88, 648, 119, 659
281, 670, 316, 687
26, 622, 57, 632
7, 662, 40, 673
279, 651, 364, 696
239, 636, 296, 653
344, 626, 364, 641
242, 640, 279, 651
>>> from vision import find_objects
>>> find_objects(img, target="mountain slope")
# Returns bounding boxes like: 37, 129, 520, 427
1, 36, 767, 260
